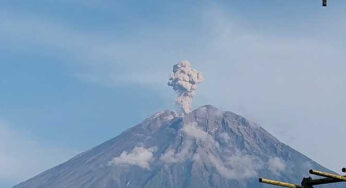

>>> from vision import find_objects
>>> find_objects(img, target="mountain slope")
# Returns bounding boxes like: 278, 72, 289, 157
14, 105, 344, 188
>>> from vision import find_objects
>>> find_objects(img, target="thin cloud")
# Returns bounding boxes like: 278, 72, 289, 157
268, 157, 286, 175
207, 153, 261, 180
0, 11, 174, 88
0, 122, 76, 185
1, 2, 346, 174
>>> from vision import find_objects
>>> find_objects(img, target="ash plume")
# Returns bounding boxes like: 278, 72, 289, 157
168, 61, 203, 114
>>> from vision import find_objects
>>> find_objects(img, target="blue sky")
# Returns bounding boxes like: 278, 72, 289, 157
1, 0, 346, 187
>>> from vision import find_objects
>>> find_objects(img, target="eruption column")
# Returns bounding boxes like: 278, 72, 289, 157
168, 61, 203, 114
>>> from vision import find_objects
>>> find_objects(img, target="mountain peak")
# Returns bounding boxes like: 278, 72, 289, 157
184, 105, 255, 132
191, 105, 224, 117
14, 106, 343, 188
194, 104, 220, 111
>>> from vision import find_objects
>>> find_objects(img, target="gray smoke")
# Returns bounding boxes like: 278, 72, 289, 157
168, 61, 203, 114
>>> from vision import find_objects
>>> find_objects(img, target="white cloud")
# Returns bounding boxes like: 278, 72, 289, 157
181, 122, 261, 180
219, 132, 231, 143
161, 122, 218, 163
209, 153, 261, 180
182, 122, 210, 141
109, 146, 156, 169
162, 122, 261, 180
0, 122, 76, 185
160, 140, 193, 164
192, 146, 262, 180
182, 122, 219, 148
268, 157, 286, 175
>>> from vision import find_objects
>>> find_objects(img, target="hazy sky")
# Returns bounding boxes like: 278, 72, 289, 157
1, 0, 346, 187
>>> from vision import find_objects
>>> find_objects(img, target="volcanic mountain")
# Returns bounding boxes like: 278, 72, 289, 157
14, 105, 343, 188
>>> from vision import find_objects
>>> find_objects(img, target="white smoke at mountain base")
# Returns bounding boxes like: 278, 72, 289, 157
160, 140, 193, 163
268, 157, 286, 175
161, 122, 217, 164
208, 153, 261, 180
168, 61, 203, 114
182, 122, 210, 141
182, 122, 220, 148
109, 146, 156, 169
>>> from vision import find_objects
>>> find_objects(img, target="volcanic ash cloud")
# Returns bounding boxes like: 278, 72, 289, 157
168, 61, 203, 114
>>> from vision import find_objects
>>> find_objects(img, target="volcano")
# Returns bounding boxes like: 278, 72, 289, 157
14, 105, 343, 188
